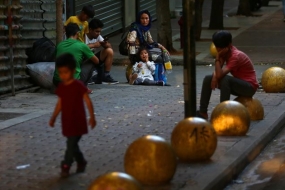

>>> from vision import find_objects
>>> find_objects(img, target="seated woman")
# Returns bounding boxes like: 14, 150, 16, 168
126, 10, 169, 64
129, 47, 164, 86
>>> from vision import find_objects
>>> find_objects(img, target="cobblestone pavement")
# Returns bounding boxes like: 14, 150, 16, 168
0, 66, 285, 190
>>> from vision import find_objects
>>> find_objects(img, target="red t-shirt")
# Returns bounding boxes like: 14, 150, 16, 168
56, 80, 88, 137
225, 46, 259, 90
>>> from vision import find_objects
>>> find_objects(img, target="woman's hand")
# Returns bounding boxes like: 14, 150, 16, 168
159, 44, 170, 55
163, 48, 170, 56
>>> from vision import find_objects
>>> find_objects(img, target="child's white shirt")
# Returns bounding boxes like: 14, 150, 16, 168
133, 61, 156, 81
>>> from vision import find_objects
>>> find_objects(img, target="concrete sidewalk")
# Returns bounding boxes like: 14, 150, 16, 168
110, 1, 285, 65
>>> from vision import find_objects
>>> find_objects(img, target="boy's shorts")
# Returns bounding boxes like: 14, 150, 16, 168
95, 51, 105, 64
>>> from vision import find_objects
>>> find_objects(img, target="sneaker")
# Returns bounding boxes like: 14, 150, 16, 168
87, 80, 95, 85
102, 75, 119, 85
60, 164, 70, 178
129, 73, 138, 85
94, 80, 102, 84
87, 88, 93, 94
76, 161, 87, 173
156, 81, 165, 86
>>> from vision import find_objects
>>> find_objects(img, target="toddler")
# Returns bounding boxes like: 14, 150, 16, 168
49, 53, 96, 177
129, 47, 164, 86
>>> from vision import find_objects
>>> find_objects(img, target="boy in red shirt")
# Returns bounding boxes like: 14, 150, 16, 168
197, 31, 259, 119
49, 53, 96, 177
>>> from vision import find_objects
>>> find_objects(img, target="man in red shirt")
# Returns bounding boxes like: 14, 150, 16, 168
197, 31, 259, 119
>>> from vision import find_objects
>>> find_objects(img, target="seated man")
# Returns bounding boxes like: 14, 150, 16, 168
85, 18, 118, 84
197, 30, 259, 119
53, 23, 99, 93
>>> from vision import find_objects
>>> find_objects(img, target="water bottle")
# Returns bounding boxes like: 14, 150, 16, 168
163, 52, 172, 73
129, 42, 136, 55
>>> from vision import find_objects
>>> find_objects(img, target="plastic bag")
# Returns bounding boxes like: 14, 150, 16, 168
26, 62, 55, 89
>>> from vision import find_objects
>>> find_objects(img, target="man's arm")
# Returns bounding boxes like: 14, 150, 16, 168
88, 42, 101, 49
82, 44, 99, 64
215, 48, 230, 79
90, 55, 99, 65
100, 41, 112, 49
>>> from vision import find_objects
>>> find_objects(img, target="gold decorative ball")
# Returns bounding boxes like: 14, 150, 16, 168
261, 67, 285, 93
125, 64, 133, 82
124, 135, 177, 185
171, 117, 217, 162
234, 96, 264, 121
210, 43, 218, 58
210, 100, 251, 136
88, 172, 143, 190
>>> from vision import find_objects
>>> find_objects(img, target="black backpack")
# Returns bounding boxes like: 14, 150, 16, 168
26, 37, 56, 64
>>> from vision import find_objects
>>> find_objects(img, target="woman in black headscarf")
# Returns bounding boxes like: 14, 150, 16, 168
127, 10, 169, 63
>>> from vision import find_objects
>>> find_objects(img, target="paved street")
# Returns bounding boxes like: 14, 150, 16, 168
1, 65, 285, 190
225, 119, 285, 190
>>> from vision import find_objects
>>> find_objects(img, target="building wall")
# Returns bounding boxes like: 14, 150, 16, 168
0, 0, 57, 95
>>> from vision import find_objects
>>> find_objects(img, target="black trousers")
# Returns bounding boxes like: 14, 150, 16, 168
79, 60, 96, 86
199, 75, 256, 113
62, 136, 85, 166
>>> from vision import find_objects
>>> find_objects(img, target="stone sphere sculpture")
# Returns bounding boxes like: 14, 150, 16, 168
234, 96, 264, 121
261, 67, 285, 93
210, 43, 218, 58
124, 135, 177, 185
88, 172, 143, 190
210, 100, 250, 136
171, 117, 217, 162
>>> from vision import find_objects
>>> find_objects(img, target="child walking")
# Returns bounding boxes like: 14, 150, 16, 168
129, 47, 164, 86
49, 53, 96, 177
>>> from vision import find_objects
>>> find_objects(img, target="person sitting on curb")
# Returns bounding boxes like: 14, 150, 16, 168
53, 23, 99, 94
64, 5, 95, 43
85, 18, 118, 85
129, 47, 164, 86
197, 30, 259, 120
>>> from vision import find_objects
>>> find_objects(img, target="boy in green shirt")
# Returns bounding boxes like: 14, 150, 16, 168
53, 23, 99, 93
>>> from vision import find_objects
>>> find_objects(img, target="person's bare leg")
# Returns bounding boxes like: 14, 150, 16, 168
99, 48, 118, 84
100, 48, 113, 72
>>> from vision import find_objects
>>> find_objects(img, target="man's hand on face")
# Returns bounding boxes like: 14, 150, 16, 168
218, 47, 229, 58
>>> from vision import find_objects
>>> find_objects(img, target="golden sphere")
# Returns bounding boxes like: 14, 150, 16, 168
171, 117, 217, 162
124, 135, 177, 185
261, 67, 285, 93
210, 100, 250, 136
125, 64, 133, 82
88, 172, 143, 190
234, 96, 264, 121
210, 43, 218, 58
